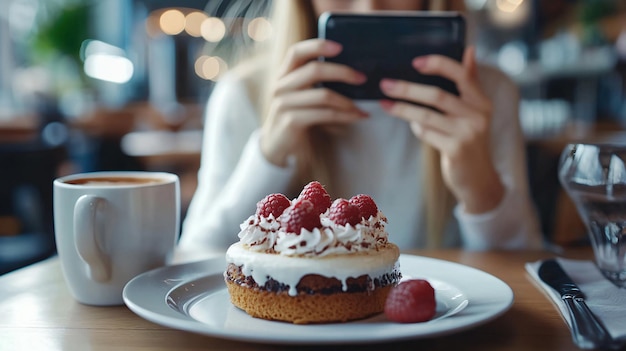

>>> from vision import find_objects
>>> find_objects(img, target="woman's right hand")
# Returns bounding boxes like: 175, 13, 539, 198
260, 39, 368, 167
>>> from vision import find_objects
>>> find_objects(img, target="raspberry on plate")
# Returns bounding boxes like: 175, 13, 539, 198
329, 198, 361, 227
279, 199, 322, 234
384, 279, 436, 323
349, 194, 378, 219
256, 193, 291, 218
298, 181, 332, 215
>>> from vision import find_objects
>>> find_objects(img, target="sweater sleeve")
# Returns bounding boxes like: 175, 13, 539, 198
455, 67, 544, 250
179, 73, 296, 251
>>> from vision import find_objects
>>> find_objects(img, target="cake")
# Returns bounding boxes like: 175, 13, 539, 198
224, 181, 401, 324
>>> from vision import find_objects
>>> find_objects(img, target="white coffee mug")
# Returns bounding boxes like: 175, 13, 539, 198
53, 171, 180, 305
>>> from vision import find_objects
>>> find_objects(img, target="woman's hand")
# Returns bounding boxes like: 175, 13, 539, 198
379, 46, 504, 214
260, 39, 368, 167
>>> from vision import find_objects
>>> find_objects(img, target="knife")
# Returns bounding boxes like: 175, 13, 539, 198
538, 259, 616, 350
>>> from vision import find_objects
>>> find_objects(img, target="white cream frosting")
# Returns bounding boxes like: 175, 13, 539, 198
229, 204, 400, 296
225, 242, 400, 296
237, 214, 281, 251
237, 211, 389, 257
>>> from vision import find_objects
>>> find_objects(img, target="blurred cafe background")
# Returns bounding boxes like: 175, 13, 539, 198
1, 0, 625, 274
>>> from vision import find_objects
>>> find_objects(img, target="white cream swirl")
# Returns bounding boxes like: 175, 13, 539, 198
237, 211, 389, 257
237, 214, 280, 251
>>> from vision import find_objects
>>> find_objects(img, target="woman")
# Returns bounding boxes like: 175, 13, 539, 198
179, 0, 544, 251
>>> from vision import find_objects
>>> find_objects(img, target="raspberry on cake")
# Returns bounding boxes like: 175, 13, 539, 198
256, 193, 291, 218
279, 199, 321, 233
297, 181, 332, 215
329, 198, 361, 226
349, 194, 378, 220
224, 181, 401, 324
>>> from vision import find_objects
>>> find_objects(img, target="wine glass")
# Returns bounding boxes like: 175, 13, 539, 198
558, 143, 626, 288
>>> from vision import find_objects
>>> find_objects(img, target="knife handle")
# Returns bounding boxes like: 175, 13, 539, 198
562, 295, 613, 350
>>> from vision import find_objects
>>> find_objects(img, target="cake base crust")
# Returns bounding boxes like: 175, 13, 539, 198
225, 279, 392, 324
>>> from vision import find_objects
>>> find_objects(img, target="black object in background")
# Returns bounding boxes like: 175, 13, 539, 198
318, 11, 466, 100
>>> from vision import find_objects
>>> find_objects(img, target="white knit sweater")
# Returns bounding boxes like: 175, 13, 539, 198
179, 65, 544, 251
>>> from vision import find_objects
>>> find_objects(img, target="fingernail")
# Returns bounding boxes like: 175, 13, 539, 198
354, 72, 367, 84
380, 79, 396, 92
379, 99, 394, 111
325, 41, 342, 54
413, 57, 427, 69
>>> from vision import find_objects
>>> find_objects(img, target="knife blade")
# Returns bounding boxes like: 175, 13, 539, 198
538, 259, 616, 350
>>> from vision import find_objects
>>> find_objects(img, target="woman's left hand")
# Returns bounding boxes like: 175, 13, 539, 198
379, 46, 504, 214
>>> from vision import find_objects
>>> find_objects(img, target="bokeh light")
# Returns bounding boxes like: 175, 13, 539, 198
489, 0, 529, 28
496, 0, 524, 13
195, 55, 228, 81
247, 17, 272, 42
201, 17, 226, 42
82, 39, 133, 84
497, 41, 527, 76
160, 9, 186, 35
185, 11, 208, 37
145, 12, 161, 37
84, 54, 134, 83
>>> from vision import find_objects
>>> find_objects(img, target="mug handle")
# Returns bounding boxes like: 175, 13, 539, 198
74, 195, 111, 282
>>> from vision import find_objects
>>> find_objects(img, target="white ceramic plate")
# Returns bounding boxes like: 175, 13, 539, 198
123, 254, 513, 345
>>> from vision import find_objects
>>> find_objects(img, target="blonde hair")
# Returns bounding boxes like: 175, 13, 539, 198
261, 2, 334, 193
241, 0, 461, 247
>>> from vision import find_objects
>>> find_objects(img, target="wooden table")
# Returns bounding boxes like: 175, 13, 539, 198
0, 113, 38, 143
0, 248, 596, 351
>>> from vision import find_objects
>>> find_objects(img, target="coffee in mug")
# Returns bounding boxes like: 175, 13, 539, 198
64, 177, 164, 186
54, 171, 180, 305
